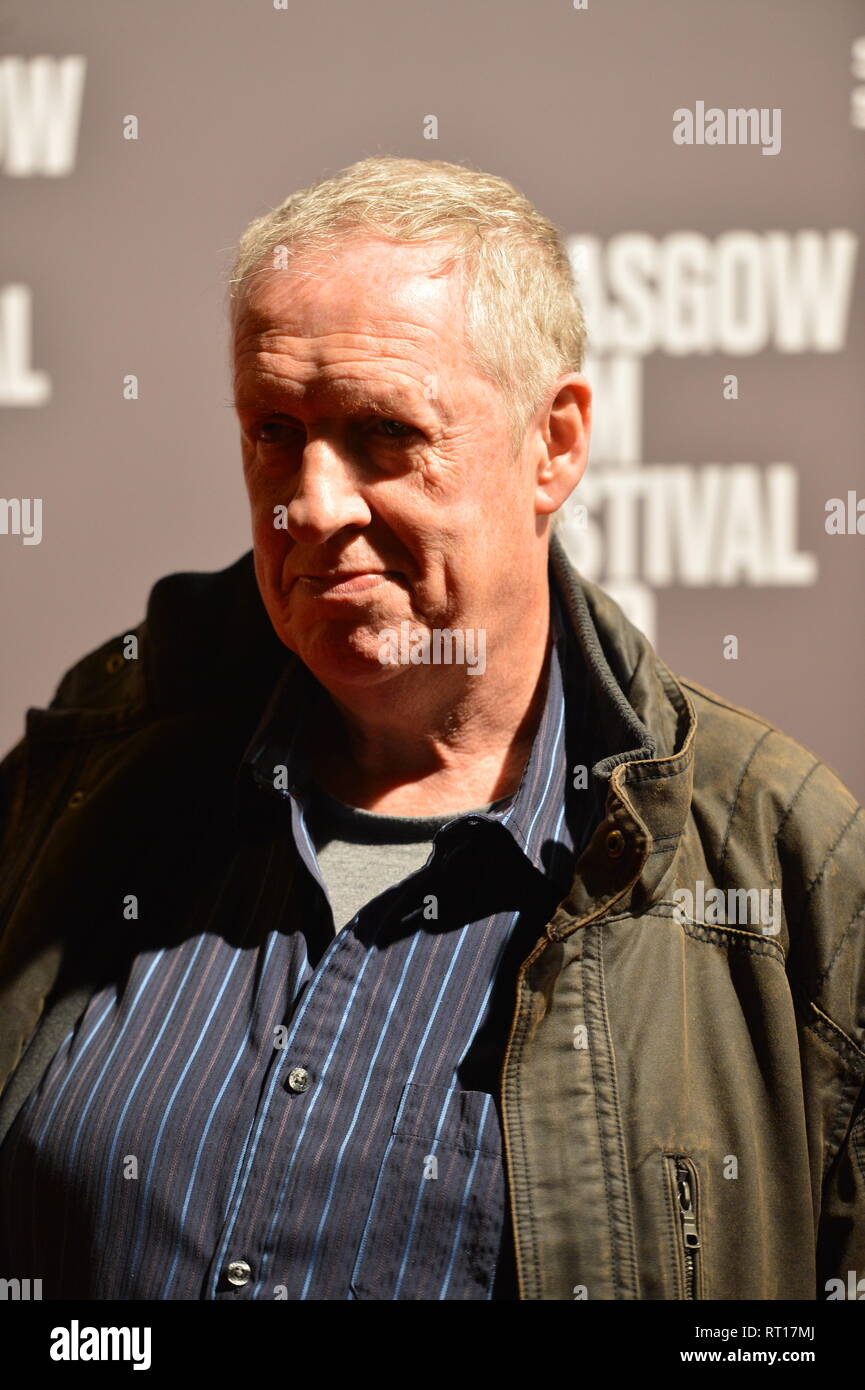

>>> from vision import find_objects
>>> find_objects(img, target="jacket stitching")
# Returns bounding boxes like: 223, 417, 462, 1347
656, 662, 693, 725
801, 807, 863, 911
622, 756, 691, 785
680, 918, 785, 961
517, 994, 545, 1300
767, 762, 822, 908
584, 925, 621, 1300
661, 1157, 681, 1299
812, 893, 865, 995
599, 903, 787, 963
773, 760, 821, 851
821, 1073, 865, 1179
506, 973, 544, 1299
805, 1002, 865, 1071
583, 923, 639, 1299
679, 679, 774, 731
719, 728, 774, 883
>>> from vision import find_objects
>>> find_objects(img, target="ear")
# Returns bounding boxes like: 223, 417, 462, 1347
533, 375, 592, 518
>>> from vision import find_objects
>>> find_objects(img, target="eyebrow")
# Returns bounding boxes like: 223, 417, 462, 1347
233, 384, 445, 421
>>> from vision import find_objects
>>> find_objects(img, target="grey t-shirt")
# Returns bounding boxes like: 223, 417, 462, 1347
303, 783, 501, 932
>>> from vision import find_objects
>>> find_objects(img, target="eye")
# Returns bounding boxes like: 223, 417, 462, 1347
372, 418, 416, 439
254, 419, 300, 446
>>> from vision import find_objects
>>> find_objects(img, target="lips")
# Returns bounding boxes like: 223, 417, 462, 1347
298, 570, 396, 594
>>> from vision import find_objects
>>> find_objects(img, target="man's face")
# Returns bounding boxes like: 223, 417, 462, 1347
233, 237, 544, 692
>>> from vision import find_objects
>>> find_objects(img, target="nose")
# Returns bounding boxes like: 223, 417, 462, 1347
285, 438, 371, 544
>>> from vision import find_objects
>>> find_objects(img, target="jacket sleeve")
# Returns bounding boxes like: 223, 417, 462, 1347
787, 760, 865, 1298
0, 643, 109, 915
0, 624, 144, 882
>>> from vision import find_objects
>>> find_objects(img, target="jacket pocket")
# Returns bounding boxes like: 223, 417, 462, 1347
664, 1153, 703, 1299
349, 1083, 505, 1300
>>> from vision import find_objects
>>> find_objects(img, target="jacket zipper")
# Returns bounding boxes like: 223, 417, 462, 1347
669, 1155, 701, 1299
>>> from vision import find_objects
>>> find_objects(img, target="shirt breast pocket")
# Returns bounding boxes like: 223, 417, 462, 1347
349, 1082, 505, 1300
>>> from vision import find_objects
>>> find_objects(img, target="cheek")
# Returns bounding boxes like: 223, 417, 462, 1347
250, 507, 290, 588
244, 456, 276, 510
252, 544, 291, 628
244, 469, 285, 537
250, 498, 277, 538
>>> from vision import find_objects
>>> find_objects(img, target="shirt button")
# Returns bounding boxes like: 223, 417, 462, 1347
227, 1259, 251, 1287
287, 1065, 311, 1093
606, 828, 626, 858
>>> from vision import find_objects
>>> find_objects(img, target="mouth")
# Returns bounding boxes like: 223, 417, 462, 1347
297, 570, 399, 596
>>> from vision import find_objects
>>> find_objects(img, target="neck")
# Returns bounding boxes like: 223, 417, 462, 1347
309, 585, 553, 815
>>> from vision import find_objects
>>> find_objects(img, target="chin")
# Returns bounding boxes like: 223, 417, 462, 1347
296, 632, 402, 692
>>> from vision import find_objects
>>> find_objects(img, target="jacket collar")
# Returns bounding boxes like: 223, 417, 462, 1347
548, 535, 696, 926
141, 551, 292, 717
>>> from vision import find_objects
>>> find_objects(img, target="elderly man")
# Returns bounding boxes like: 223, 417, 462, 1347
0, 157, 863, 1303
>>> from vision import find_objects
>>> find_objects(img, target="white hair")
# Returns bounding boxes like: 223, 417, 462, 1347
228, 155, 587, 455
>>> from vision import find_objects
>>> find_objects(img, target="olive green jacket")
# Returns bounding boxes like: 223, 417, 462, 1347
1, 537, 863, 1299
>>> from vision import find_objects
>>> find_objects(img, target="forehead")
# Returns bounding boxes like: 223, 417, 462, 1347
233, 238, 467, 359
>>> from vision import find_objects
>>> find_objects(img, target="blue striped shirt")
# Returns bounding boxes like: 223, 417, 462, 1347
0, 571, 604, 1299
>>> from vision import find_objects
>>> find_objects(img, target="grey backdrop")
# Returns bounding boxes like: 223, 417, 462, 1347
2, 0, 864, 798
